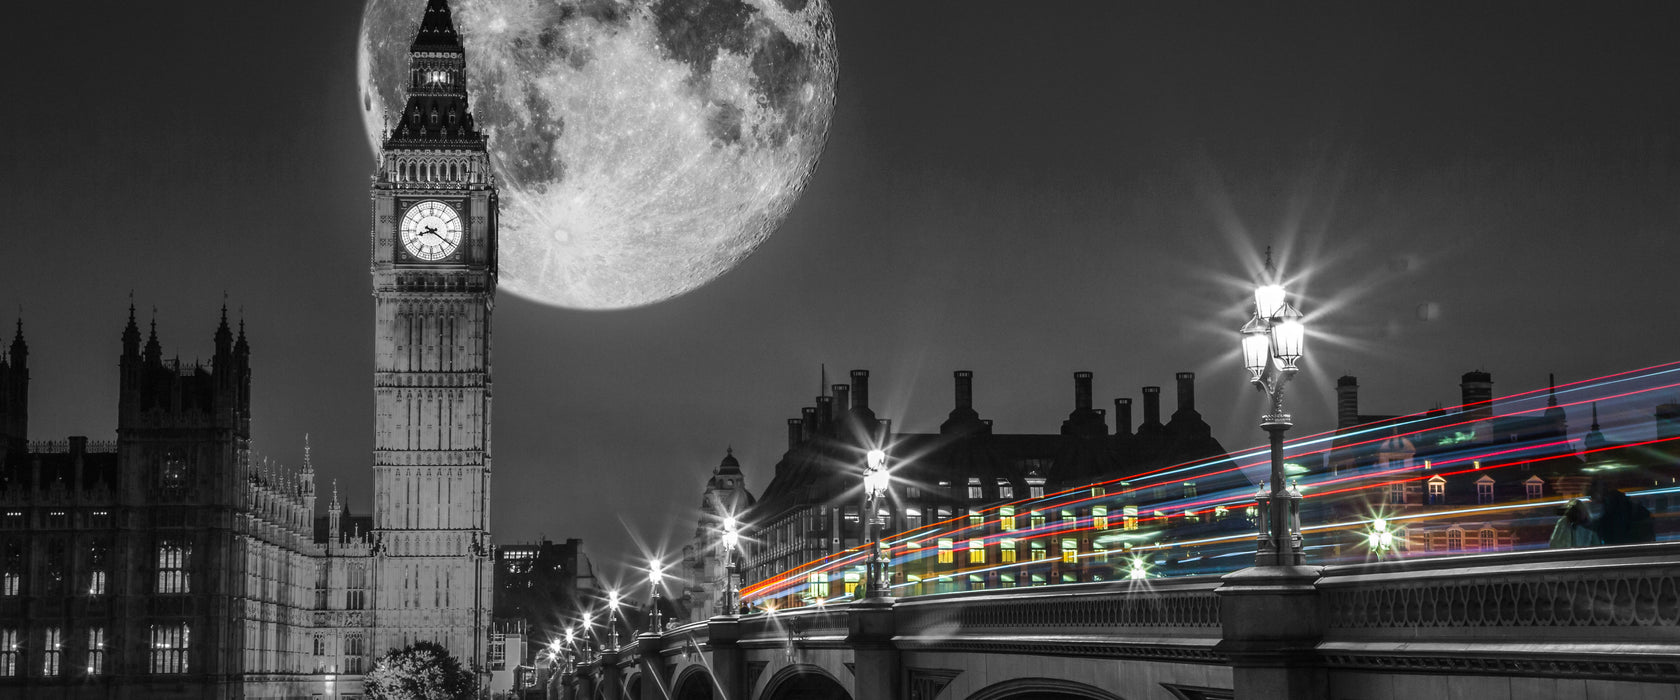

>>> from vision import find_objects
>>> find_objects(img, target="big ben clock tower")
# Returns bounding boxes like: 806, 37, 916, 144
368, 0, 495, 669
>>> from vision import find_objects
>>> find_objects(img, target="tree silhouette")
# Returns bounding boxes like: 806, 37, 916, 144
364, 641, 476, 700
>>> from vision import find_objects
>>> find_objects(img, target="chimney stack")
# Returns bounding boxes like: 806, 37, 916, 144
1114, 398, 1132, 436
801, 407, 817, 441
787, 418, 803, 450
1460, 370, 1493, 420
1337, 376, 1359, 429
850, 370, 870, 413
1142, 386, 1162, 426
1175, 372, 1196, 414
815, 396, 833, 433
954, 370, 973, 410
1074, 372, 1093, 411
832, 384, 850, 415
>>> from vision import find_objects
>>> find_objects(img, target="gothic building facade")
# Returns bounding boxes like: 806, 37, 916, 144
0, 312, 375, 699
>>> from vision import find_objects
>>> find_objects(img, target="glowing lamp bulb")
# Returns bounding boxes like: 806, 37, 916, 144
564, 628, 574, 643
1255, 284, 1286, 319
1128, 558, 1148, 580
608, 590, 620, 610
648, 562, 663, 585
866, 449, 887, 471
864, 469, 890, 497
1240, 316, 1270, 379
1271, 306, 1305, 367
722, 516, 737, 533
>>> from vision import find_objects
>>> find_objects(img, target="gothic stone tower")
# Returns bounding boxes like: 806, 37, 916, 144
368, 0, 496, 670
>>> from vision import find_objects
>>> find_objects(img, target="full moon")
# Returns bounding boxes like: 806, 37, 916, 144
359, 0, 837, 309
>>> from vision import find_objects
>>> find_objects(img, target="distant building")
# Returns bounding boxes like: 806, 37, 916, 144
681, 368, 1226, 607
492, 539, 598, 659
679, 450, 755, 622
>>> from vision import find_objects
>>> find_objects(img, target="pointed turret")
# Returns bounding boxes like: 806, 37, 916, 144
144, 314, 162, 367
122, 304, 141, 358
328, 478, 343, 543
411, 0, 465, 53
214, 304, 233, 358
9, 318, 24, 368
387, 0, 482, 147
1544, 373, 1567, 433
1583, 402, 1608, 452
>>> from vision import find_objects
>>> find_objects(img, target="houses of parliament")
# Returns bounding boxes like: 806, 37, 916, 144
0, 1, 498, 697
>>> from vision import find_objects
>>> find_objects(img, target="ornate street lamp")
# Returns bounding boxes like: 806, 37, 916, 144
606, 590, 622, 648
1366, 518, 1398, 559
1241, 249, 1307, 567
861, 448, 892, 598
720, 516, 743, 615
646, 560, 664, 633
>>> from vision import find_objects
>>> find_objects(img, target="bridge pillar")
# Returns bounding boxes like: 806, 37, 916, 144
599, 651, 624, 700
556, 668, 574, 700
846, 599, 901, 700
638, 633, 665, 700
574, 664, 597, 700
1216, 565, 1325, 700
707, 615, 746, 700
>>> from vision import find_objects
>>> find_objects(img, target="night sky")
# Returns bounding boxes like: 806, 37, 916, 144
8, 1, 1680, 585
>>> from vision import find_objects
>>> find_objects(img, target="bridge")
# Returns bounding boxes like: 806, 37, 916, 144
551, 540, 1680, 700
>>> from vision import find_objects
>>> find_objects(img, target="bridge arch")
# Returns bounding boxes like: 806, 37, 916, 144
624, 670, 643, 700
966, 678, 1126, 700
671, 664, 718, 700
761, 662, 851, 700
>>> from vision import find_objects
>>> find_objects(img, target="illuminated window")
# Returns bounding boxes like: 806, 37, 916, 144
808, 572, 829, 599
314, 565, 330, 609
968, 539, 985, 564
86, 627, 105, 676
969, 574, 986, 591
936, 507, 952, 521
1525, 476, 1544, 500
1092, 506, 1109, 530
1387, 482, 1406, 505
1061, 539, 1078, 564
1183, 482, 1196, 498
88, 570, 106, 596
1000, 506, 1016, 531
906, 508, 923, 531
1030, 511, 1045, 529
1000, 539, 1017, 563
1479, 528, 1496, 551
843, 571, 861, 597
1123, 505, 1139, 531
1213, 505, 1229, 521
1092, 541, 1108, 563
843, 507, 859, 523
1029, 540, 1047, 561
937, 539, 954, 564
150, 623, 190, 674
1091, 486, 1105, 498
997, 480, 1014, 499
967, 478, 983, 500
968, 510, 983, 528
1428, 477, 1445, 505
156, 543, 190, 594
1183, 510, 1199, 523
906, 486, 921, 499
1447, 529, 1464, 552
43, 627, 61, 677
1028, 478, 1045, 500
1, 573, 17, 597
1000, 573, 1016, 588
0, 629, 15, 676
1061, 509, 1077, 528
1030, 573, 1047, 586
1476, 476, 1495, 504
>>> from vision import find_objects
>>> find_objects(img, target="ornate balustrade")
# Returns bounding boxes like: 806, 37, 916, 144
1317, 541, 1680, 680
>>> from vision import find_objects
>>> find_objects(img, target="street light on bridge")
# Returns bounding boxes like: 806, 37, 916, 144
721, 515, 743, 615
1240, 248, 1307, 567
861, 448, 892, 599
647, 559, 665, 633
606, 589, 622, 648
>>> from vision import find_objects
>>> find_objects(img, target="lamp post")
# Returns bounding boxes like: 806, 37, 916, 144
606, 590, 622, 649
1240, 249, 1307, 567
646, 560, 664, 633
720, 516, 742, 615
861, 448, 892, 598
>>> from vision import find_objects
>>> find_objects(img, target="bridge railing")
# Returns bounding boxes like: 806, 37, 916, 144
1314, 539, 1680, 678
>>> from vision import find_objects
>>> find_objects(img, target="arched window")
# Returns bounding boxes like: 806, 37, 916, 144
1446, 528, 1464, 551
1479, 528, 1496, 551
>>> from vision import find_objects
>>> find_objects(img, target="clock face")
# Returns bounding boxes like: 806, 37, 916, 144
400, 200, 463, 262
